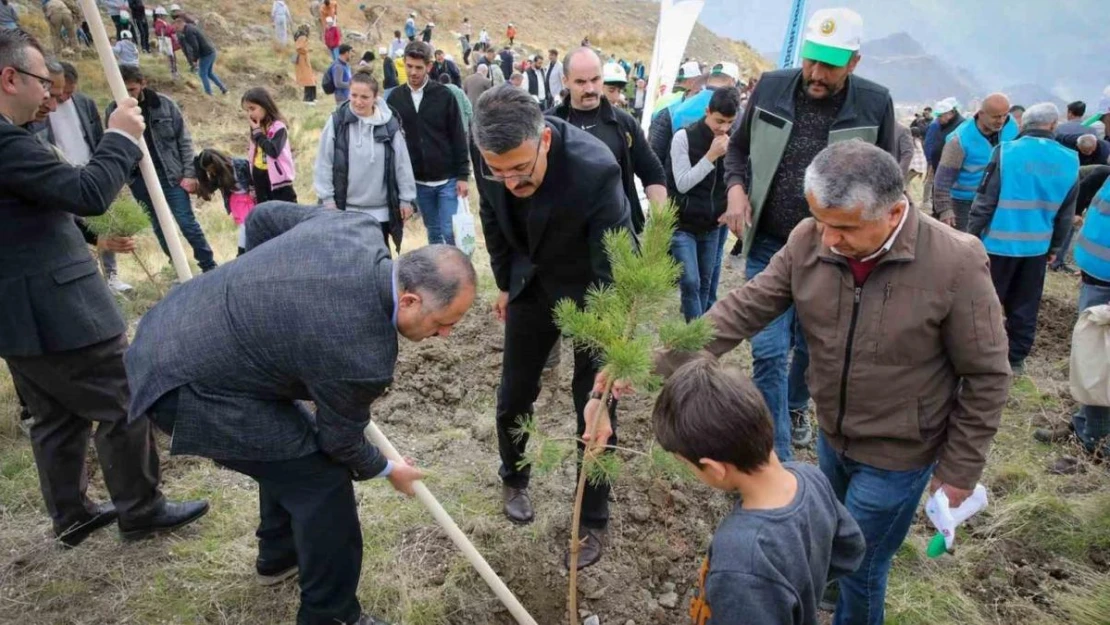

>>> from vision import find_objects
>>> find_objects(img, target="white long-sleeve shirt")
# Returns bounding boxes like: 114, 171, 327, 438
670, 128, 716, 194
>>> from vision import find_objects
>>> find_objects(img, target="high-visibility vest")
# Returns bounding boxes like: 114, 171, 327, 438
1076, 176, 1110, 282
982, 136, 1078, 257
947, 116, 1018, 201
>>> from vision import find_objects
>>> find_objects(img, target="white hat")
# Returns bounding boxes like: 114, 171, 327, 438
378, 46, 387, 55
933, 97, 959, 115
710, 61, 740, 81
394, 48, 405, 58
409, 12, 415, 17
603, 62, 627, 85
154, 5, 167, 15
326, 16, 334, 24
168, 3, 181, 12
120, 30, 132, 38
801, 8, 863, 67
677, 60, 700, 81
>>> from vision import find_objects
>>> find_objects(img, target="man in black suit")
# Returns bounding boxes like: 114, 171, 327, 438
126, 202, 477, 625
474, 84, 634, 569
0, 29, 207, 548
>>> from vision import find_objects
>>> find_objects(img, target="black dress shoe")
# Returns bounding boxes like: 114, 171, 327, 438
256, 553, 299, 586
564, 526, 605, 571
56, 502, 118, 549
119, 500, 210, 541
502, 485, 534, 525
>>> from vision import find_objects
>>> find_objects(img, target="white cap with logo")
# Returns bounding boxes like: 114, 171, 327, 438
710, 61, 741, 82
933, 97, 960, 115
677, 61, 701, 81
800, 8, 863, 68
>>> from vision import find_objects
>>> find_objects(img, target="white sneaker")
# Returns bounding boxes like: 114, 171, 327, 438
106, 273, 133, 293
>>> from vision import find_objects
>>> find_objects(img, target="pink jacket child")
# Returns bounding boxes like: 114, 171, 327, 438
248, 119, 297, 201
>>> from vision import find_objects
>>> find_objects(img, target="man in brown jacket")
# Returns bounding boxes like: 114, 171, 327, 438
588, 140, 1010, 625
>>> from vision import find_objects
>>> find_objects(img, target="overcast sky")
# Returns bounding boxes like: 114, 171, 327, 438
700, 0, 1107, 104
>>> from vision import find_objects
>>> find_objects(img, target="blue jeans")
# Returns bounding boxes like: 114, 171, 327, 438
746, 233, 811, 461
706, 226, 729, 309
671, 228, 723, 321
1073, 281, 1110, 455
131, 180, 217, 271
197, 52, 226, 95
818, 434, 934, 625
416, 179, 458, 246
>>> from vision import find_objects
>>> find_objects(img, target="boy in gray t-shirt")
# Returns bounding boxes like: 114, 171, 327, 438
652, 359, 865, 624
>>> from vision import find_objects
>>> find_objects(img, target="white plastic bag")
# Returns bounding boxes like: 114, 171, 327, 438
1071, 304, 1110, 406
452, 196, 477, 257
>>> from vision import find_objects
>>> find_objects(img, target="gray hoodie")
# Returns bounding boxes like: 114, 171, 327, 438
313, 98, 416, 222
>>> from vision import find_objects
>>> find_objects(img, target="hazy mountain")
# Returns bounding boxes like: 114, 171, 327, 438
855, 32, 983, 105
697, 0, 1108, 108
1003, 84, 1068, 109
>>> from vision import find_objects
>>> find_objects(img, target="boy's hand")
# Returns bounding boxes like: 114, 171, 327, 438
591, 369, 633, 399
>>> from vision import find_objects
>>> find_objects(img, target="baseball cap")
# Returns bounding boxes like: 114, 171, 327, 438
710, 61, 740, 81
800, 8, 863, 68
168, 4, 181, 12
933, 97, 959, 115
378, 46, 387, 55
121, 30, 132, 38
603, 62, 627, 85
677, 61, 701, 81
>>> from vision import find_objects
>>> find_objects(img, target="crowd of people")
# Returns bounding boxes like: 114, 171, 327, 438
2, 3, 1110, 625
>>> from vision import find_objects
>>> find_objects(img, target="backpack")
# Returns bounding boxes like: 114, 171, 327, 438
322, 62, 337, 94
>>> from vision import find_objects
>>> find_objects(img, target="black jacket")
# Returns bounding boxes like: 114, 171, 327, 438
330, 102, 405, 251
386, 80, 469, 182
0, 116, 141, 357
549, 96, 666, 233
498, 49, 514, 83
432, 59, 461, 86
41, 91, 104, 152
382, 57, 398, 89
477, 117, 634, 304
673, 119, 727, 234
178, 23, 214, 64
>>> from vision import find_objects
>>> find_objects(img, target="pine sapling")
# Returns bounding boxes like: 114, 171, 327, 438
529, 202, 715, 623
84, 197, 162, 295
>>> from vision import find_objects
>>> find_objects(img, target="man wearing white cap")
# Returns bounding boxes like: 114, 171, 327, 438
648, 59, 703, 161
922, 97, 963, 213
718, 6, 896, 469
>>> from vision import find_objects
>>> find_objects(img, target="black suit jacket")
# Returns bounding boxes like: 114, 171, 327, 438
126, 203, 396, 479
477, 117, 634, 305
0, 117, 140, 357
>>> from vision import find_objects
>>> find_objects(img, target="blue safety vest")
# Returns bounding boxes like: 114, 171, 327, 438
670, 88, 713, 132
982, 136, 1078, 257
1076, 176, 1110, 282
947, 116, 1019, 201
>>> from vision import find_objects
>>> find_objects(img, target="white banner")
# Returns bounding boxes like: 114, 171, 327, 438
640, 0, 705, 135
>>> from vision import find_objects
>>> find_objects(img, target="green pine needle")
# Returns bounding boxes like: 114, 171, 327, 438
585, 452, 622, 487
83, 197, 151, 238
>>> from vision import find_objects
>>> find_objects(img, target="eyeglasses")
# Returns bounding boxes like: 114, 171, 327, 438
13, 67, 53, 91
479, 143, 541, 183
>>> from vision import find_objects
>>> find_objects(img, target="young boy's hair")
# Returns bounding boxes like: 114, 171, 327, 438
652, 358, 774, 473
708, 87, 741, 117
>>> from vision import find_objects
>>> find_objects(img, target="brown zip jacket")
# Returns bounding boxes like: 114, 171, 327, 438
657, 208, 1010, 489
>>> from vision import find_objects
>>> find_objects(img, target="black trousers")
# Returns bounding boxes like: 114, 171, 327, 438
219, 454, 363, 625
4, 334, 164, 534
988, 253, 1048, 365
252, 167, 299, 205
495, 284, 617, 529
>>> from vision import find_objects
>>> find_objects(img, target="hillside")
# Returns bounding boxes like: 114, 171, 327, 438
857, 32, 983, 105
1, 2, 1109, 625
